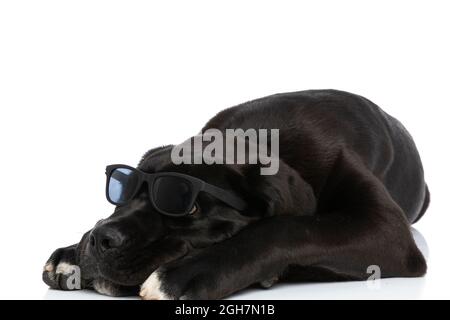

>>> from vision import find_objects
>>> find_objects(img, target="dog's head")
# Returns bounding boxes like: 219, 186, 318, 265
80, 145, 315, 287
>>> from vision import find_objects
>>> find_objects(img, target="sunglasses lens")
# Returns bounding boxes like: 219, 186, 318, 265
153, 176, 193, 215
108, 168, 139, 204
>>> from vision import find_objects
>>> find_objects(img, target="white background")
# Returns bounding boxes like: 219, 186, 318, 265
0, 0, 449, 299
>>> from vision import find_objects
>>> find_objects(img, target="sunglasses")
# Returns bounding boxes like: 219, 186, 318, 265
105, 164, 247, 217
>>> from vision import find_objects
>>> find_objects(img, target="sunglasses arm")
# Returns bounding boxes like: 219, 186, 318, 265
202, 183, 247, 211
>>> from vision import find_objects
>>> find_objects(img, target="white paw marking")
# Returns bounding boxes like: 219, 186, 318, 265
55, 262, 77, 275
44, 263, 54, 272
140, 270, 172, 300
44, 262, 56, 281
43, 261, 77, 282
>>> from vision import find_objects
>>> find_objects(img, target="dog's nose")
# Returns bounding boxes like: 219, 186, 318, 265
89, 226, 125, 254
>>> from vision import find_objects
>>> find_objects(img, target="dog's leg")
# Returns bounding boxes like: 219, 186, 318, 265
140, 155, 426, 300
140, 214, 425, 299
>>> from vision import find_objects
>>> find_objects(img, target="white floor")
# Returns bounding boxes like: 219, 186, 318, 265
42, 277, 428, 300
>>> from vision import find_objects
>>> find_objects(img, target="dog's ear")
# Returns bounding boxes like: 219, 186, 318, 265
231, 160, 316, 217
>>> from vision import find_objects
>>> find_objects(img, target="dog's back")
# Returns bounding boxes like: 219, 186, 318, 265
203, 89, 429, 224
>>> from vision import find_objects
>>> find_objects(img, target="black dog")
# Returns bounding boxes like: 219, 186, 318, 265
43, 90, 429, 299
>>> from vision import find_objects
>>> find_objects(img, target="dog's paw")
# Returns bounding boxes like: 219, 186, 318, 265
43, 246, 82, 290
139, 269, 174, 300
139, 257, 220, 300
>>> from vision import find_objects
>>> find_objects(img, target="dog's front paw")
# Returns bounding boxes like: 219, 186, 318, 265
139, 258, 220, 300
139, 269, 174, 300
43, 245, 82, 291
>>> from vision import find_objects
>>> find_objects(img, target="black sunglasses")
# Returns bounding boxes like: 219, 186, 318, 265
105, 164, 247, 217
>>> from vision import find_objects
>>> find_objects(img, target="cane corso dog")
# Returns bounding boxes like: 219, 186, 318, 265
43, 90, 429, 299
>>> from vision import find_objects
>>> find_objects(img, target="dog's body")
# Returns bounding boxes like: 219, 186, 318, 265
43, 90, 429, 299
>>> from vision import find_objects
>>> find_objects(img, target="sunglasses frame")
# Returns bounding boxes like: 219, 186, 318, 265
105, 164, 247, 217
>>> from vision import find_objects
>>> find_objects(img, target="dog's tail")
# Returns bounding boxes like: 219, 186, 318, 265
413, 184, 430, 224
